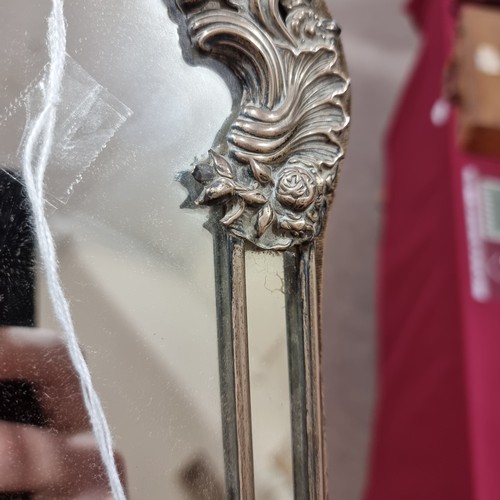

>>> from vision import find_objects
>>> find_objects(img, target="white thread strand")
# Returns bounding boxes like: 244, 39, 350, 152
21, 2, 126, 499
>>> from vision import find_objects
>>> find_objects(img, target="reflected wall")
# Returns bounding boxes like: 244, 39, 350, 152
2, 0, 232, 497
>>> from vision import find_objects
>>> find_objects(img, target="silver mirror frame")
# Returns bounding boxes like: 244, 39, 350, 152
175, 0, 351, 498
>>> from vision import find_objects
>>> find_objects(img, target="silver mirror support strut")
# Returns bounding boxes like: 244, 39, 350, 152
177, 1, 350, 497
285, 243, 327, 500
214, 227, 255, 500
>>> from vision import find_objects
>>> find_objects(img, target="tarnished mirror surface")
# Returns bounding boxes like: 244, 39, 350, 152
1, 0, 234, 497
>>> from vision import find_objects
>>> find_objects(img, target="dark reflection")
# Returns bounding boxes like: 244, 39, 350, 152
0, 170, 40, 500
0, 171, 35, 329
180, 456, 225, 500
0, 172, 38, 433
0, 380, 46, 427
0, 170, 117, 498
0, 324, 124, 498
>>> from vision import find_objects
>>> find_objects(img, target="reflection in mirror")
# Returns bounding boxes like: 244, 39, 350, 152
246, 251, 293, 500
1, 0, 234, 497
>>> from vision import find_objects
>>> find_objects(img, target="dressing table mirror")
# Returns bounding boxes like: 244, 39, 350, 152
0, 0, 350, 498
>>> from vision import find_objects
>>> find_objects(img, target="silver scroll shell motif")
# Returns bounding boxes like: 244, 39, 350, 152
179, 0, 351, 250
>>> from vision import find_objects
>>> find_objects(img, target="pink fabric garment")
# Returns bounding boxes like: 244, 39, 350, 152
365, 1, 500, 499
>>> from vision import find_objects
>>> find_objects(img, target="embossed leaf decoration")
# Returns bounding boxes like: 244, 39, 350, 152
195, 177, 235, 205
257, 205, 274, 237
239, 190, 267, 205
280, 218, 305, 231
280, 217, 314, 233
184, 0, 350, 249
192, 163, 215, 183
210, 150, 234, 179
221, 199, 246, 226
249, 158, 273, 185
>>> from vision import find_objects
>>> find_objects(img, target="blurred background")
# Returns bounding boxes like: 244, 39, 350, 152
325, 1, 500, 500
323, 1, 417, 499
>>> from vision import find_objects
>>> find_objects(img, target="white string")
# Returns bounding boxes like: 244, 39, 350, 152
21, 2, 126, 499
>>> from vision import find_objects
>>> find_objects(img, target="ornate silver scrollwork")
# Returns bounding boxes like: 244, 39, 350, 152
180, 0, 350, 250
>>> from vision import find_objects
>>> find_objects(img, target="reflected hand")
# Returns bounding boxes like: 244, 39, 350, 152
0, 327, 125, 500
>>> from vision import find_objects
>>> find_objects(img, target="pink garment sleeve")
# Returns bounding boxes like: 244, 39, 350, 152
365, 1, 500, 499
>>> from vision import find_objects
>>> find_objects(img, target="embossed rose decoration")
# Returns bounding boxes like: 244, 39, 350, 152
192, 150, 333, 249
181, 0, 350, 250
276, 167, 317, 211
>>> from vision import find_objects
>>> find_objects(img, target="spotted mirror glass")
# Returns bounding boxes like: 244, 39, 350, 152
1, 0, 231, 497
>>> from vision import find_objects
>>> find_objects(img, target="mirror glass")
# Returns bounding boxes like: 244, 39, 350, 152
246, 251, 294, 500
1, 0, 234, 497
